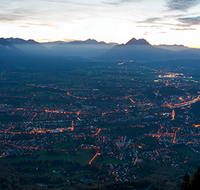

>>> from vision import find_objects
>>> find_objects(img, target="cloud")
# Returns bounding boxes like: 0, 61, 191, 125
171, 27, 196, 30
137, 17, 168, 29
143, 31, 151, 35
25, 23, 58, 28
0, 12, 29, 22
136, 25, 164, 29
18, 25, 30, 28
137, 17, 162, 24
166, 0, 200, 11
0, 0, 105, 24
102, 0, 142, 5
137, 14, 200, 28
0, 5, 40, 22
178, 16, 200, 26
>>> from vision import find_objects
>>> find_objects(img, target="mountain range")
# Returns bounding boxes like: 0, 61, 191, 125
100, 38, 200, 61
0, 38, 25, 56
1, 37, 200, 61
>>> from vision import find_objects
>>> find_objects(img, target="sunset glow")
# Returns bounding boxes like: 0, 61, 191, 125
1, 0, 200, 46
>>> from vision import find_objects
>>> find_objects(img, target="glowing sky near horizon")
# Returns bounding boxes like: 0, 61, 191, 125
1, 0, 200, 47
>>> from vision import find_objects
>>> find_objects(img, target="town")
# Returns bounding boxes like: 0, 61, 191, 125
0, 61, 200, 189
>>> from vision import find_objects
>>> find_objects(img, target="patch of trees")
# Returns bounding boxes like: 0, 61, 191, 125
46, 149, 62, 155
0, 162, 40, 190
180, 166, 200, 190
191, 101, 200, 115
105, 180, 150, 190
159, 86, 186, 97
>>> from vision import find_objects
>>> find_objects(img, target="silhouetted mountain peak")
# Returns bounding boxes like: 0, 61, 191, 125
0, 38, 10, 46
85, 39, 99, 44
6, 38, 39, 45
27, 39, 39, 44
0, 38, 25, 56
126, 38, 151, 46
68, 39, 108, 45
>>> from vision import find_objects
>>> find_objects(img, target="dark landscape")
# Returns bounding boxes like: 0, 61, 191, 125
0, 37, 200, 190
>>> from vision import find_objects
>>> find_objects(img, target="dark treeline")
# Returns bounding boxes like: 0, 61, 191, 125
0, 158, 199, 190
180, 166, 200, 190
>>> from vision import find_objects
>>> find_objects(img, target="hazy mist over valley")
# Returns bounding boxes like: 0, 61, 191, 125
1, 37, 200, 60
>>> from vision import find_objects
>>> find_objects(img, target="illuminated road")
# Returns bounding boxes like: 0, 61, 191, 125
89, 151, 99, 165
151, 150, 159, 160
173, 128, 181, 143
93, 128, 101, 137
167, 95, 200, 108
129, 98, 135, 103
134, 151, 138, 165
67, 92, 87, 99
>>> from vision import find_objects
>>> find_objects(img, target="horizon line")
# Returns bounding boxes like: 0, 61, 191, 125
2, 36, 200, 49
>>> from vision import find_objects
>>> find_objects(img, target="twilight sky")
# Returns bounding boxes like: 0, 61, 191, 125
1, 0, 200, 47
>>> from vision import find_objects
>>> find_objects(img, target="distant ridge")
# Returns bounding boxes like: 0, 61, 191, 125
7, 38, 40, 45
0, 38, 25, 56
1, 37, 200, 60
5, 37, 49, 56
154, 44, 188, 52
68, 39, 106, 45
49, 39, 116, 58
100, 38, 200, 61
126, 38, 151, 46
0, 38, 12, 46
65, 38, 117, 46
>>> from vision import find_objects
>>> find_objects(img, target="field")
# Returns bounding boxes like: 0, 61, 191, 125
36, 149, 95, 165
170, 144, 196, 157
2, 149, 94, 164
94, 156, 126, 164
